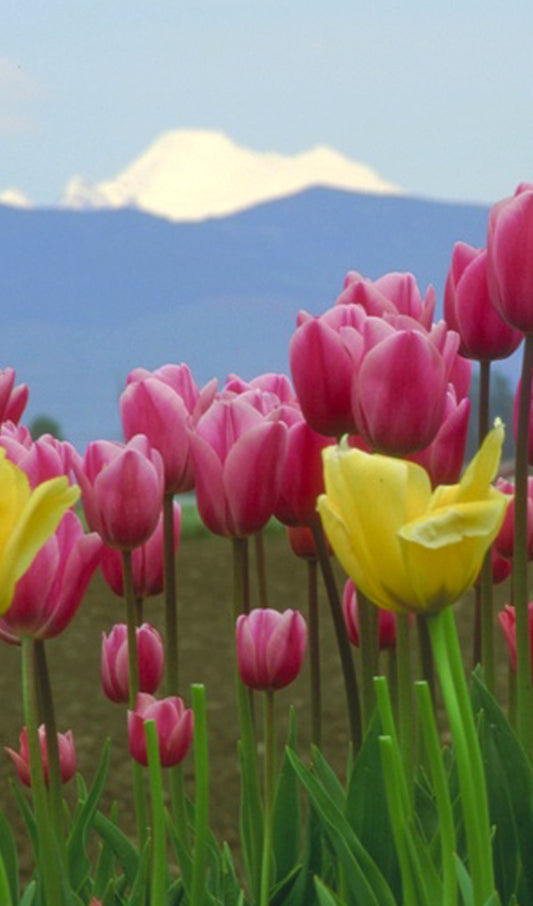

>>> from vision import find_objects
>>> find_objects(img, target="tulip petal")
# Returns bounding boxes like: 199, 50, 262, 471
429, 420, 504, 510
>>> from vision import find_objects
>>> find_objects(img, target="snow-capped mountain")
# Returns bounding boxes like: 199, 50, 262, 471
58, 129, 402, 222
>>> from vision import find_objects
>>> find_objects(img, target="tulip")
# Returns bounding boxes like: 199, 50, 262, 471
121, 364, 217, 494
342, 579, 398, 648
0, 448, 79, 614
493, 477, 533, 560
406, 387, 471, 486
487, 183, 533, 332
128, 693, 193, 767
5, 725, 76, 786
338, 270, 435, 330
100, 503, 180, 599
0, 510, 102, 642
273, 407, 332, 526
0, 367, 28, 425
444, 242, 523, 360
0, 424, 77, 488
74, 436, 164, 550
101, 623, 164, 703
236, 608, 307, 691
191, 396, 287, 537
499, 603, 533, 673
317, 421, 509, 614
225, 372, 297, 405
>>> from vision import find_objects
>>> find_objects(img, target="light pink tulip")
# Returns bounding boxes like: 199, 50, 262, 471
121, 364, 217, 494
225, 372, 297, 405
444, 242, 523, 360
487, 183, 533, 332
191, 396, 287, 537
0, 368, 28, 425
0, 423, 77, 488
6, 725, 76, 786
101, 623, 164, 703
236, 608, 307, 691
128, 693, 193, 767
0, 511, 102, 643
100, 503, 180, 599
74, 436, 164, 550
342, 579, 398, 649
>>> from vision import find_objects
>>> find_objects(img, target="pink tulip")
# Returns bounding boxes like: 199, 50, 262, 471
487, 183, 533, 332
0, 423, 77, 487
287, 525, 332, 560
0, 368, 28, 425
406, 387, 471, 486
101, 623, 164, 703
236, 608, 307, 691
100, 503, 180, 599
128, 693, 193, 767
191, 396, 287, 537
342, 579, 398, 649
5, 725, 76, 786
121, 364, 217, 494
0, 511, 102, 643
493, 477, 533, 560
347, 323, 449, 455
499, 603, 533, 674
338, 270, 435, 330
444, 242, 523, 360
74, 436, 164, 550
273, 406, 332, 526
289, 305, 363, 436
225, 372, 297, 405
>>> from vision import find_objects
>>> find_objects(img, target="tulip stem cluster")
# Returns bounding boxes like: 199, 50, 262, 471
163, 491, 180, 693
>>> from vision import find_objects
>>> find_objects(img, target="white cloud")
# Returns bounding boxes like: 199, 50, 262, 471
0, 57, 41, 135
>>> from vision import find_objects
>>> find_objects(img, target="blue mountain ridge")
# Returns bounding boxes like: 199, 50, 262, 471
0, 186, 500, 449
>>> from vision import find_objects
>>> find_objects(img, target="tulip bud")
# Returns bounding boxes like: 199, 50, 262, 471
236, 608, 307, 691
498, 603, 533, 673
487, 184, 533, 332
101, 623, 164, 703
5, 725, 76, 786
342, 579, 398, 648
128, 693, 193, 767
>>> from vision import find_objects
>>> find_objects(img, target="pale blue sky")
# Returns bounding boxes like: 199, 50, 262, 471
3, 1, 533, 205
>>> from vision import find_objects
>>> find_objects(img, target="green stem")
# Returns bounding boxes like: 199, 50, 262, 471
416, 614, 435, 701
21, 638, 64, 906
358, 591, 378, 732
378, 736, 419, 905
163, 492, 179, 693
169, 765, 190, 857
426, 608, 495, 905
307, 558, 322, 747
145, 720, 167, 906
260, 689, 275, 906
254, 531, 269, 608
311, 519, 362, 750
396, 614, 413, 804
33, 640, 65, 847
415, 681, 457, 906
513, 333, 533, 757
190, 685, 209, 906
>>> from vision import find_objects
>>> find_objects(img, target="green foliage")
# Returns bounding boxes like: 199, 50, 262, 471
28, 414, 63, 441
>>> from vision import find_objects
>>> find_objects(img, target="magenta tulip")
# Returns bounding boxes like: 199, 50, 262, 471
338, 270, 435, 330
494, 477, 533, 560
0, 423, 77, 488
273, 407, 332, 526
487, 183, 533, 332
101, 623, 164, 703
236, 608, 307, 691
6, 725, 76, 786
499, 602, 533, 674
342, 579, 398, 649
74, 436, 164, 550
0, 368, 28, 425
121, 363, 216, 494
191, 396, 287, 537
406, 387, 471, 486
100, 502, 180, 599
128, 693, 193, 767
225, 372, 297, 405
445, 242, 523, 359
0, 511, 102, 643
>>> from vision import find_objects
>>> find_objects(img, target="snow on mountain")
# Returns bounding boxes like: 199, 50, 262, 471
58, 129, 402, 222
0, 188, 31, 208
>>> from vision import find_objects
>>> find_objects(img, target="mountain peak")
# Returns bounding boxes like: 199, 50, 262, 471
59, 128, 402, 222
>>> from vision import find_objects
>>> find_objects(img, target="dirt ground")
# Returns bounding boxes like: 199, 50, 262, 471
0, 531, 512, 881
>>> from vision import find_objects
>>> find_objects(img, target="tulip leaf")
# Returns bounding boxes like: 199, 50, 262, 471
455, 855, 474, 906
0, 803, 18, 905
10, 779, 38, 860
287, 748, 396, 906
279, 802, 324, 906
92, 810, 140, 889
311, 745, 347, 813
470, 668, 533, 902
273, 708, 301, 883
67, 738, 111, 892
19, 880, 37, 906
314, 876, 347, 906
126, 837, 150, 906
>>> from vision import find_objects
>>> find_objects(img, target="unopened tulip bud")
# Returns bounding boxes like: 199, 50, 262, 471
5, 725, 76, 786
236, 608, 307, 691
101, 623, 164, 703
128, 693, 193, 767
342, 580, 398, 648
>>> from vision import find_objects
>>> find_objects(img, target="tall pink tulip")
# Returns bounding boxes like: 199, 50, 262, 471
100, 503, 180, 599
236, 608, 307, 691
406, 386, 471, 486
128, 693, 193, 767
273, 406, 332, 526
121, 364, 217, 494
487, 183, 533, 332
338, 270, 435, 330
0, 511, 102, 643
445, 242, 523, 359
101, 623, 164, 703
5, 726, 76, 786
191, 396, 287, 537
0, 368, 28, 425
74, 436, 164, 550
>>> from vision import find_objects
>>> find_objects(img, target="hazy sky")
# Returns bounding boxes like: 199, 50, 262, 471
3, 1, 533, 205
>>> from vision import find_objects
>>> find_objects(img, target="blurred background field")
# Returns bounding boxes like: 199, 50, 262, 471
0, 502, 513, 879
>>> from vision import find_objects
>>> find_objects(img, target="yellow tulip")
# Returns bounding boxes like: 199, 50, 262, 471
317, 421, 509, 614
0, 448, 79, 614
